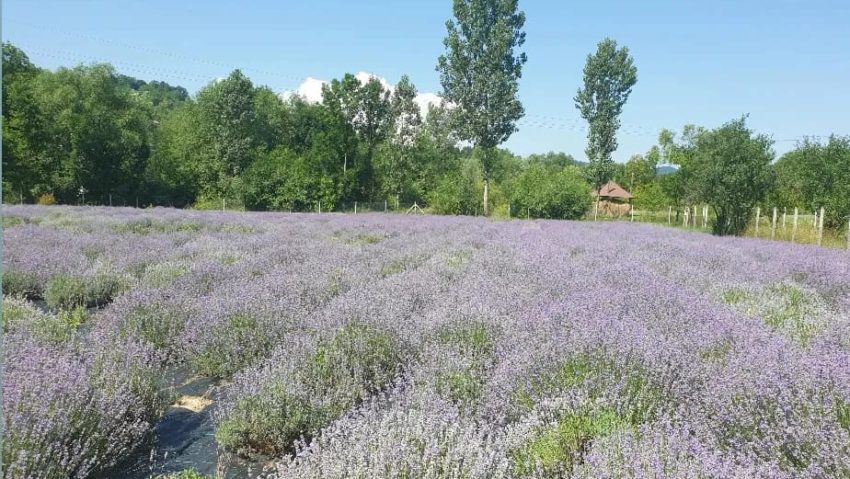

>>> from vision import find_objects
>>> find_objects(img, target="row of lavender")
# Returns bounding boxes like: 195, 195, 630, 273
3, 205, 849, 478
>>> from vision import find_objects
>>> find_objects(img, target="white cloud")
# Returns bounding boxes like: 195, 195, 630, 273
280, 76, 327, 103
281, 73, 442, 117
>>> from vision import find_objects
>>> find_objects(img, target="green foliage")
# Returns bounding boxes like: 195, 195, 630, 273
632, 181, 670, 211
241, 147, 313, 211
428, 159, 484, 215
769, 136, 850, 228
436, 369, 484, 405
2, 270, 42, 299
512, 409, 629, 477
509, 164, 591, 219
722, 283, 824, 346
683, 116, 775, 236
44, 273, 127, 309
216, 383, 316, 456
2, 296, 86, 343
433, 322, 497, 406
575, 38, 638, 189
191, 312, 274, 378
380, 255, 425, 277
436, 322, 496, 361
112, 217, 203, 235
217, 323, 402, 456
513, 353, 662, 426
122, 304, 189, 357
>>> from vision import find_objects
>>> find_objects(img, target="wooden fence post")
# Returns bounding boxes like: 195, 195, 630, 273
817, 207, 825, 246
630, 205, 635, 222
792, 207, 798, 243
667, 206, 672, 225
385, 200, 388, 213
755, 207, 761, 237
683, 208, 689, 227
771, 207, 778, 240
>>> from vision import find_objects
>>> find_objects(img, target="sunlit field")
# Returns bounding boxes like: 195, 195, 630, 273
3, 205, 850, 478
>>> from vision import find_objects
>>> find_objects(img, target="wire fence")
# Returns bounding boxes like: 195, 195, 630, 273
625, 205, 849, 249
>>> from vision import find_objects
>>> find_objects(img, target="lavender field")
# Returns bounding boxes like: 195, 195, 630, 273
3, 205, 850, 479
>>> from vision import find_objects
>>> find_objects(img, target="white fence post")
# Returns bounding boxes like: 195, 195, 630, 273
683, 208, 688, 227
782, 207, 787, 229
354, 201, 357, 214
771, 207, 778, 240
817, 207, 825, 246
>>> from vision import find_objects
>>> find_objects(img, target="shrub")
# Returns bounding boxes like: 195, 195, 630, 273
36, 192, 56, 205
512, 408, 630, 477
2, 270, 42, 299
3, 215, 25, 228
3, 336, 165, 479
190, 312, 275, 378
512, 353, 663, 426
44, 273, 128, 309
121, 303, 190, 361
433, 322, 497, 406
509, 164, 591, 220
216, 323, 403, 456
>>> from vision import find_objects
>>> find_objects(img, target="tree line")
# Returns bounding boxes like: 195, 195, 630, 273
3, 0, 848, 236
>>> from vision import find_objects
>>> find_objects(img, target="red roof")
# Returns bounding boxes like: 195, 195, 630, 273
592, 181, 633, 199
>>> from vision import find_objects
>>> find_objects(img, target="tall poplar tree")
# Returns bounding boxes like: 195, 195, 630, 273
437, 0, 527, 215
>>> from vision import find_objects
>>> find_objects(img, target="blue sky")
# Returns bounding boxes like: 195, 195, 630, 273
4, 0, 849, 161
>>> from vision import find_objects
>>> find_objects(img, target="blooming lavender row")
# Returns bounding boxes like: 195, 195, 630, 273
3, 205, 849, 478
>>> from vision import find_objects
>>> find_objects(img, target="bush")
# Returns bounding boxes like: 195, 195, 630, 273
512, 409, 630, 477
216, 322, 403, 456
4, 296, 87, 344
433, 322, 497, 406
509, 165, 591, 219
3, 335, 165, 479
44, 273, 128, 309
2, 270, 42, 299
36, 192, 56, 205
190, 312, 276, 378
121, 303, 190, 361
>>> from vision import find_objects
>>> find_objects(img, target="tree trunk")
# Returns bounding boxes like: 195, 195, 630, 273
483, 177, 490, 216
